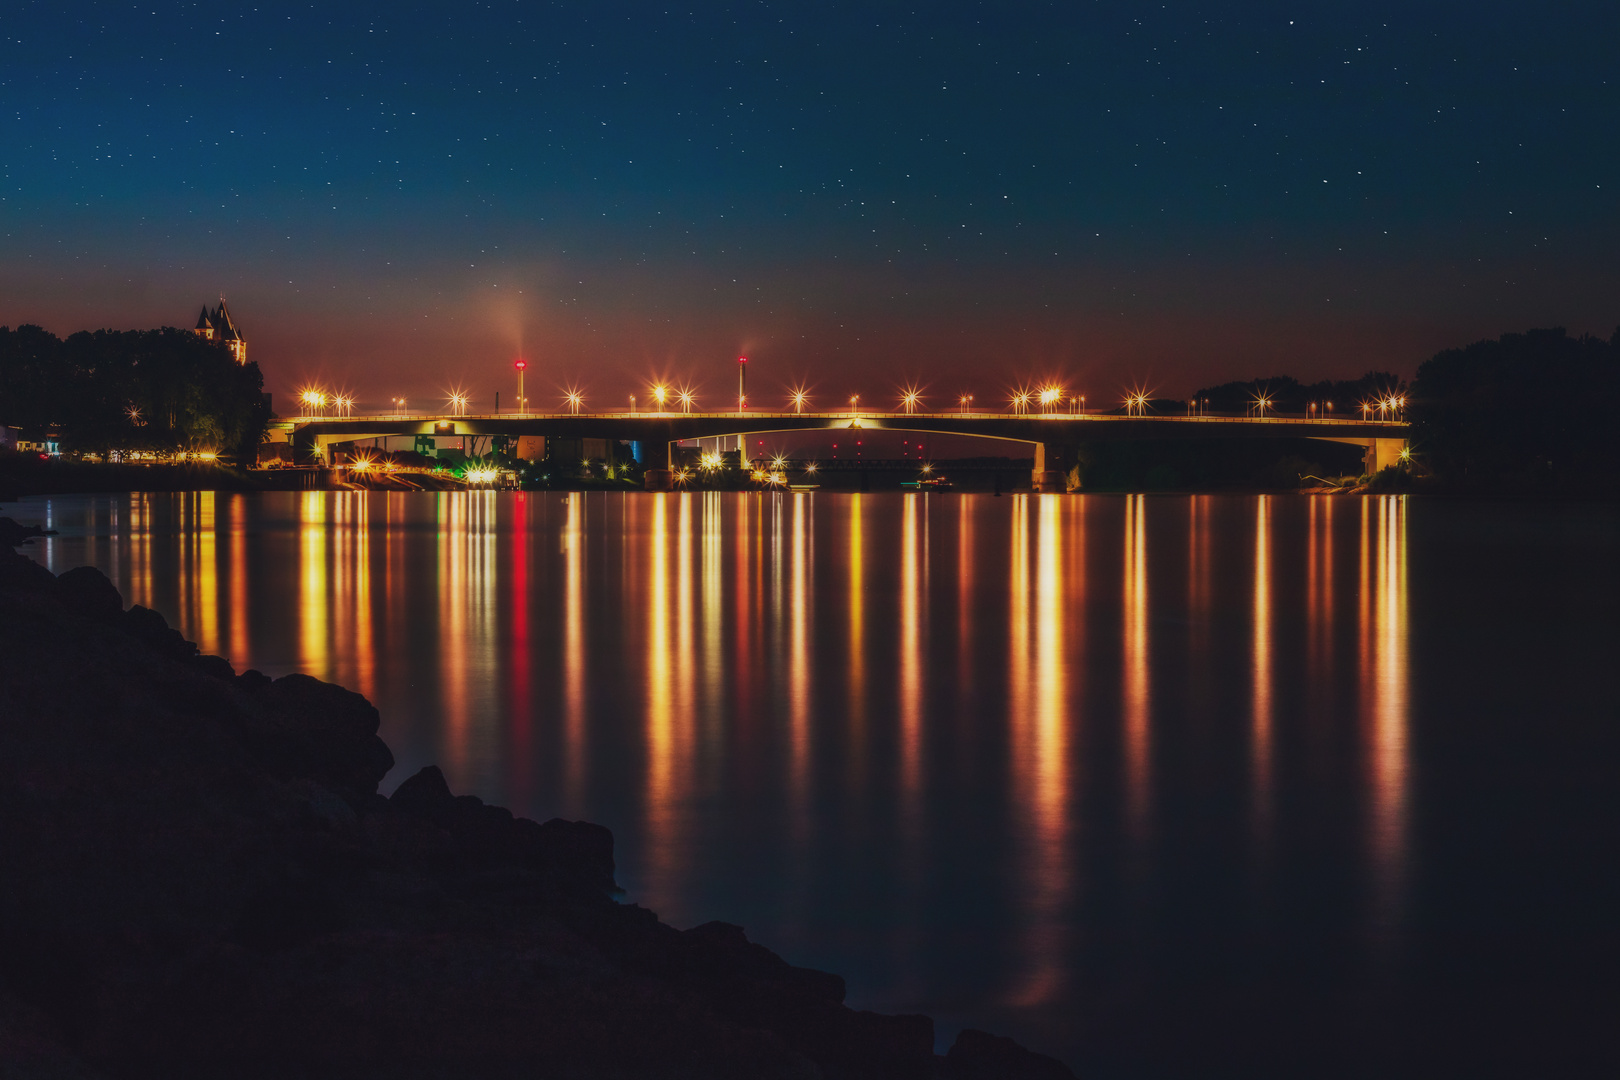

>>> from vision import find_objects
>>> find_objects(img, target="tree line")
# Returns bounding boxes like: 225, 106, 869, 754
0, 325, 270, 461
1406, 326, 1620, 492
1183, 326, 1619, 491
1186, 370, 1404, 416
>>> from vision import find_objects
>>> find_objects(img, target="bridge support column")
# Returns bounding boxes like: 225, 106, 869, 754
643, 440, 676, 491
1032, 443, 1072, 494
1364, 438, 1406, 475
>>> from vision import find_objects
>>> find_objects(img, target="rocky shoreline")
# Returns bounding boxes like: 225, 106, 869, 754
0, 520, 1072, 1079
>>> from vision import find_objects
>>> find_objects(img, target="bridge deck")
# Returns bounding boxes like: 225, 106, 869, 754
277, 409, 1406, 443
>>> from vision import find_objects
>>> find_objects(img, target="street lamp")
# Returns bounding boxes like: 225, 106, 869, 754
791, 389, 808, 413
565, 390, 583, 414
679, 389, 695, 413
630, 394, 637, 414
652, 384, 668, 411
900, 387, 922, 413
849, 394, 859, 417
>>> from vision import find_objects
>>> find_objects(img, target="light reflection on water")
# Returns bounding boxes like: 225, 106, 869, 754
19, 489, 1614, 1077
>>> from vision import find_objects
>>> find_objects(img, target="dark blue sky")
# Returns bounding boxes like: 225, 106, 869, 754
3, 1, 1615, 409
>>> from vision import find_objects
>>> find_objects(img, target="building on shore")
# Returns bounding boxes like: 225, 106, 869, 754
192, 299, 247, 364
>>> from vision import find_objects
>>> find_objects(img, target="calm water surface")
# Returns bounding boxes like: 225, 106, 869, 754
13, 491, 1618, 1077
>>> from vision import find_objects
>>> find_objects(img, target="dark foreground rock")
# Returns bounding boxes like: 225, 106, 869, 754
0, 524, 1074, 1079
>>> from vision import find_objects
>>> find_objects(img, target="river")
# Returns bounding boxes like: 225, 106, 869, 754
11, 490, 1617, 1078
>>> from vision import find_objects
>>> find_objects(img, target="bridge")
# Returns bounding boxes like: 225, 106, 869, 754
273, 409, 1409, 492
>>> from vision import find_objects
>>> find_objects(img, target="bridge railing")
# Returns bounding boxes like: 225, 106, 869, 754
281, 409, 1407, 426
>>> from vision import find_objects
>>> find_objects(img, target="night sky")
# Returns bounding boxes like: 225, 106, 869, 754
3, 1, 1616, 411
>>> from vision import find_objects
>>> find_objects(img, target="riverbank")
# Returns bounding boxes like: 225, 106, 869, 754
0, 520, 1071, 1079
0, 457, 482, 499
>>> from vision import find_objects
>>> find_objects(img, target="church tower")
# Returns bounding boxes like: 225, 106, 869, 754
192, 298, 247, 364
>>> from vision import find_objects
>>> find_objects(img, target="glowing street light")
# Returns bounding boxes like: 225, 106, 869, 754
790, 388, 809, 413
629, 394, 637, 414
849, 394, 859, 416
651, 384, 669, 411
1011, 391, 1032, 415
1250, 393, 1272, 418
447, 391, 469, 416
564, 390, 584, 414
900, 387, 922, 413
1038, 385, 1062, 413
1125, 391, 1152, 416
126, 404, 143, 426
679, 388, 695, 413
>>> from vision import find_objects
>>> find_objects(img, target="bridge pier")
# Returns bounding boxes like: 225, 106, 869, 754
1032, 443, 1078, 493
1366, 437, 1406, 475
643, 439, 677, 491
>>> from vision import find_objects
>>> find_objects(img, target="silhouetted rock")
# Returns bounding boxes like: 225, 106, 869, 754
0, 516, 51, 548
190, 653, 236, 681
247, 671, 395, 797
55, 565, 121, 620
0, 538, 1076, 1078
946, 1028, 1077, 1079
235, 667, 273, 692
390, 761, 454, 811
120, 603, 199, 663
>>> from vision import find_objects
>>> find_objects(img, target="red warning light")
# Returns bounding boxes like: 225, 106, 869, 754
738, 356, 747, 363
514, 358, 528, 370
